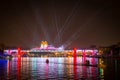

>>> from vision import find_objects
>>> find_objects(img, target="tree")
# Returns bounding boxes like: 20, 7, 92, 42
0, 43, 5, 54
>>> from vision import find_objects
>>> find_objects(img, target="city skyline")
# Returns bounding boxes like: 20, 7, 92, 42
0, 0, 120, 49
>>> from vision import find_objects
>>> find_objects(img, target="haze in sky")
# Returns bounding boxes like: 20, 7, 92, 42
0, 0, 120, 49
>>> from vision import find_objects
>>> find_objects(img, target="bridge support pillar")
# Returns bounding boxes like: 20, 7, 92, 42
74, 48, 77, 65
18, 48, 21, 57
83, 49, 86, 64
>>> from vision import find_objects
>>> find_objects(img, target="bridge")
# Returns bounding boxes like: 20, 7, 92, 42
4, 48, 98, 57
3, 41, 98, 57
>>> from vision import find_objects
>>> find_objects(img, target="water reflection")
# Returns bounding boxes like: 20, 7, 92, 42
0, 57, 119, 80
0, 60, 7, 80
31, 58, 37, 80
7, 60, 10, 79
17, 57, 21, 80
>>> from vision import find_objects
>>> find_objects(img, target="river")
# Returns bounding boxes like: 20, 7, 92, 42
0, 57, 119, 80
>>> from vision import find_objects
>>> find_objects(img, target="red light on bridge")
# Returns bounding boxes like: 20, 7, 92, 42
74, 48, 77, 57
18, 48, 21, 57
74, 48, 77, 65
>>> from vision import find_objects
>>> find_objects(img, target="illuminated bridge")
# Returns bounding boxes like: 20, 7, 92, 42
4, 49, 98, 56
4, 41, 98, 56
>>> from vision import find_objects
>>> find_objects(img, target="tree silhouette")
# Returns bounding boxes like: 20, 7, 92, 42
0, 43, 5, 54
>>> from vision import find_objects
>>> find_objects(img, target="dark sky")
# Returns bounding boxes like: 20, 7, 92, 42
0, 0, 120, 49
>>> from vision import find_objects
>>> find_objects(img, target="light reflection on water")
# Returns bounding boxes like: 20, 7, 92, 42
0, 57, 106, 80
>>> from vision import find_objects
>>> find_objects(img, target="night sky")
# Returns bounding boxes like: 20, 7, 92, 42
0, 0, 120, 49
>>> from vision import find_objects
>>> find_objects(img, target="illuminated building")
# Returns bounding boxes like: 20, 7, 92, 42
40, 41, 48, 49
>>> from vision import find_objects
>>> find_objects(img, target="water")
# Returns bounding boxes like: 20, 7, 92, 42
0, 57, 119, 80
